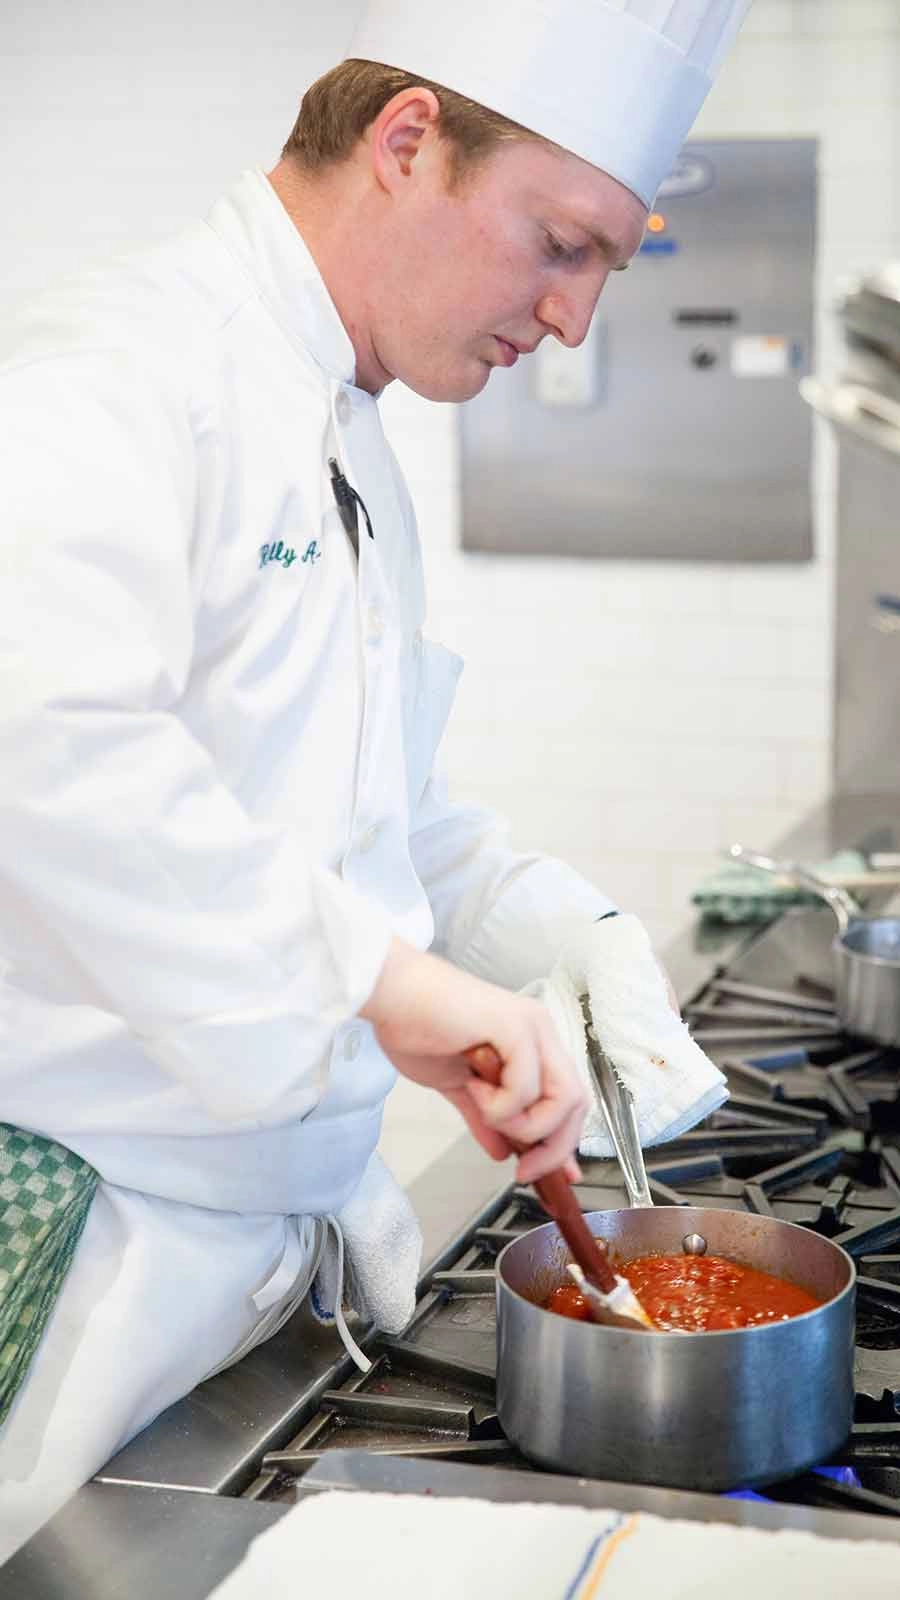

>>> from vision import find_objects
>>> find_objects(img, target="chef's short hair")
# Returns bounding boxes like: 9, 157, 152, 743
282, 59, 540, 184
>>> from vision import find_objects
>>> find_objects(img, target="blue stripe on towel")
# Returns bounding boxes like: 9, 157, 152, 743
562, 1515, 624, 1600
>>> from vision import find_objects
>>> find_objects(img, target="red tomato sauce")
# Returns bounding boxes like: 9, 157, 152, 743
545, 1252, 822, 1331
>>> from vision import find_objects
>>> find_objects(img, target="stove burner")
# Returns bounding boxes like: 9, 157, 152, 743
856, 1279, 900, 1350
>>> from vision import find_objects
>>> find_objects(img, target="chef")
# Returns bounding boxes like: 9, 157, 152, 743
0, 0, 749, 1558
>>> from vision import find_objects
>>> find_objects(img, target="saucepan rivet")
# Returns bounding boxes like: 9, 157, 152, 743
682, 1233, 708, 1256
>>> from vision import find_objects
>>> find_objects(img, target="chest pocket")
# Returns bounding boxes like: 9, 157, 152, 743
403, 637, 464, 814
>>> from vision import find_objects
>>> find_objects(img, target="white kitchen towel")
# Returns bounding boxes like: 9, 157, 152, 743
207, 1489, 900, 1599
310, 1150, 422, 1367
535, 913, 728, 1158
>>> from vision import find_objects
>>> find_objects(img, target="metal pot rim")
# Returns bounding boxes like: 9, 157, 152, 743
833, 924, 900, 970
495, 1204, 857, 1341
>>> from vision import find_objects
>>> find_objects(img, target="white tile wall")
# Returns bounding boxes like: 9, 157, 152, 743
3, 1, 899, 1179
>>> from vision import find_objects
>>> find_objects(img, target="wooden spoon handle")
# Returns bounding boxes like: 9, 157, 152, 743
533, 1170, 618, 1296
464, 1043, 618, 1296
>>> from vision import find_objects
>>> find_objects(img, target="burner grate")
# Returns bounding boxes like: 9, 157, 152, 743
855, 1279, 900, 1350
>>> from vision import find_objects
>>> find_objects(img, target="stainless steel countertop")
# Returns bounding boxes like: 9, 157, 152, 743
5, 789, 900, 1598
300, 1449, 900, 1544
0, 1485, 285, 1600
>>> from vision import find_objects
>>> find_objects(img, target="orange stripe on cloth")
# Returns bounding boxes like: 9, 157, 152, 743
578, 1514, 640, 1598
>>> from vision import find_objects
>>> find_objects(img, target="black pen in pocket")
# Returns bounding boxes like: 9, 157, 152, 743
328, 458, 374, 560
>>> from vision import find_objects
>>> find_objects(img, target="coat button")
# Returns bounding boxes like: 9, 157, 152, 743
335, 391, 352, 426
358, 823, 380, 854
343, 1029, 362, 1062
366, 607, 385, 643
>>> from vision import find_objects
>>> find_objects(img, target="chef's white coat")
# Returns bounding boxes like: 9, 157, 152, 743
0, 168, 612, 1553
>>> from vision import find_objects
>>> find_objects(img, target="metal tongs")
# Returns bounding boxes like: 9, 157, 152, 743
564, 998, 657, 1331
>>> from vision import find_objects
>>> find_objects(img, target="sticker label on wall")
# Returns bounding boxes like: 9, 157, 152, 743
731, 335, 789, 378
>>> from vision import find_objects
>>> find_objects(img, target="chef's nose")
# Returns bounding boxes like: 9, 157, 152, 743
536, 279, 606, 349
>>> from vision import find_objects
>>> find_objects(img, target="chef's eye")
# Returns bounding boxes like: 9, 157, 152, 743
544, 231, 582, 266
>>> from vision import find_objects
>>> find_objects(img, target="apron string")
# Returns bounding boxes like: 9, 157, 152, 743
324, 1213, 372, 1374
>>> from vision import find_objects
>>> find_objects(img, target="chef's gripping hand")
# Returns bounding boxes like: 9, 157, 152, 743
359, 939, 588, 1184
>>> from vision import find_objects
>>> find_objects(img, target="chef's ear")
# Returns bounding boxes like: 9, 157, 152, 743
368, 87, 442, 190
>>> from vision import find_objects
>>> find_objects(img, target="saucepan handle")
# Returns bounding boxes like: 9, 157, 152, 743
726, 844, 859, 936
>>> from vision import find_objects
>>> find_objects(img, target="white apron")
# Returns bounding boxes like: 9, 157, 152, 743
0, 1187, 327, 1561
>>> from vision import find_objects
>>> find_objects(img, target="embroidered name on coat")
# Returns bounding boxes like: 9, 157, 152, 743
258, 539, 322, 570
258, 540, 296, 569
256, 537, 321, 569
257, 534, 323, 572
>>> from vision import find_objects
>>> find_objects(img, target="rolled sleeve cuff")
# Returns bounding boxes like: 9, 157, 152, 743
455, 856, 617, 992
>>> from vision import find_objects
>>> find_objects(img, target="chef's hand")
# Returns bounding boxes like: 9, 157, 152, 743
359, 938, 588, 1184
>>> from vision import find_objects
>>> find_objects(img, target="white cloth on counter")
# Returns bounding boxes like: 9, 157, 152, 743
310, 1151, 422, 1371
531, 913, 728, 1158
207, 1489, 900, 1599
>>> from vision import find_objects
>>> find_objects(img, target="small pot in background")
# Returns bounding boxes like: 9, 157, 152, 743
728, 845, 900, 1047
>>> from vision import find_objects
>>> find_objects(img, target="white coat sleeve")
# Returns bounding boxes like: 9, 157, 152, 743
0, 348, 393, 1120
408, 771, 617, 992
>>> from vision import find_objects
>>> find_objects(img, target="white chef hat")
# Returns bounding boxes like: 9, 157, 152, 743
345, 0, 751, 208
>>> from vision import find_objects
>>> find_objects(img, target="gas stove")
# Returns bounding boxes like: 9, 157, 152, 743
240, 904, 900, 1521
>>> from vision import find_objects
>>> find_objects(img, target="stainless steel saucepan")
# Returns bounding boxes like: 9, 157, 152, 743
729, 844, 900, 1047
495, 1206, 855, 1491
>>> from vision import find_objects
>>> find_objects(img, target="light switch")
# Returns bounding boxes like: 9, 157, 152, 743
535, 317, 605, 407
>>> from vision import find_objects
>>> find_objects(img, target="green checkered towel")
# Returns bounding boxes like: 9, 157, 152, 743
691, 850, 867, 926
0, 1125, 98, 1426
